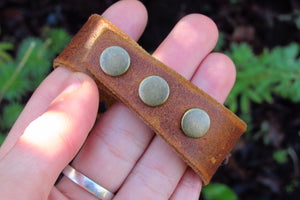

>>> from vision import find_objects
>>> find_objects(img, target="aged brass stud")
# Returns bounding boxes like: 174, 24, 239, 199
100, 46, 130, 76
139, 75, 170, 106
181, 108, 210, 138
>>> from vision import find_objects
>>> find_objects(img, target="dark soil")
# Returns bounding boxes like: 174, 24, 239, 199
1, 0, 299, 199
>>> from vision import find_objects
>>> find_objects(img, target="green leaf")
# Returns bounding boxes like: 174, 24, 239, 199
202, 183, 238, 200
0, 42, 13, 51
247, 89, 263, 103
1, 102, 23, 130
286, 179, 299, 193
273, 149, 288, 164
0, 42, 14, 65
17, 38, 52, 88
282, 43, 299, 66
240, 94, 251, 114
225, 94, 238, 113
226, 41, 300, 123
0, 133, 6, 147
17, 38, 45, 65
44, 28, 70, 56
214, 33, 225, 51
0, 62, 31, 101
0, 27, 71, 134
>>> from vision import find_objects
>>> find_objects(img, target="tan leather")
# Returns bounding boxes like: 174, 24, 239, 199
54, 14, 247, 185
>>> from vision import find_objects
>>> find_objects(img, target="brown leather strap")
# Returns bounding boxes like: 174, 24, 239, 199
53, 14, 246, 185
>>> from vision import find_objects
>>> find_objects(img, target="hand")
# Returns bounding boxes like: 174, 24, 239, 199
0, 1, 236, 199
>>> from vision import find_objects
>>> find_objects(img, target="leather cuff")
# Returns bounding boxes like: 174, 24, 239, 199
53, 14, 246, 185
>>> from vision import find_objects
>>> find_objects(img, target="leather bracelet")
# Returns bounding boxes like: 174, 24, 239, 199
53, 14, 246, 185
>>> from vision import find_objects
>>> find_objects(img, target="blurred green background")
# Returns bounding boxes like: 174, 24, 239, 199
0, 0, 299, 199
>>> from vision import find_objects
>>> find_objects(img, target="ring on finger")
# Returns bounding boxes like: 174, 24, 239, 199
62, 165, 114, 200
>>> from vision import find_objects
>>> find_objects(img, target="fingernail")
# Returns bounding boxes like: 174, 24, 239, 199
60, 72, 83, 95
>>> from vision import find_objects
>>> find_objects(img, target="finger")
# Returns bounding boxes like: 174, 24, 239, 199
102, 0, 148, 41
58, 13, 221, 200
191, 52, 236, 103
113, 14, 223, 200
0, 71, 99, 199
167, 53, 236, 200
0, 0, 147, 159
48, 187, 69, 200
153, 14, 218, 78
169, 168, 202, 200
56, 0, 149, 198
116, 52, 236, 199
114, 136, 186, 199
0, 67, 74, 159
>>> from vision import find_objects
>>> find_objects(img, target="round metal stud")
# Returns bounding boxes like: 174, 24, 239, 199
181, 108, 210, 138
100, 46, 130, 76
139, 75, 170, 106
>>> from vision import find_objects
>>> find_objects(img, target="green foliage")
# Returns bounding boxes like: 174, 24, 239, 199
0, 132, 5, 146
285, 179, 299, 193
43, 28, 70, 56
17, 38, 52, 89
202, 183, 238, 200
0, 42, 35, 102
214, 33, 225, 52
0, 28, 70, 145
296, 14, 300, 30
214, 39, 300, 197
0, 102, 23, 130
0, 42, 14, 66
273, 149, 289, 164
225, 42, 300, 121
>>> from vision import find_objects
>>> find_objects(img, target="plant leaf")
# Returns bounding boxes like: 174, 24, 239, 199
0, 62, 31, 101
273, 149, 288, 164
202, 183, 238, 200
0, 42, 14, 65
0, 102, 24, 130
0, 133, 6, 147
44, 28, 70, 57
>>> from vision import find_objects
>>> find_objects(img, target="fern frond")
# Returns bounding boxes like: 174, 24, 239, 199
0, 62, 31, 101
0, 133, 6, 146
0, 102, 24, 130
0, 42, 14, 66
0, 42, 35, 103
17, 38, 52, 87
226, 42, 300, 118
0, 27, 71, 134
44, 28, 70, 57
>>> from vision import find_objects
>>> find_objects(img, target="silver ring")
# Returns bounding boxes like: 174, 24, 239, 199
62, 165, 114, 200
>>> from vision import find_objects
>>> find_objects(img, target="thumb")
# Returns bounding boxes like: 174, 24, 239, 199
0, 70, 99, 199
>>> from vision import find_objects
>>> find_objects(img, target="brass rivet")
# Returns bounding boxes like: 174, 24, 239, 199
181, 108, 210, 138
139, 75, 170, 106
100, 46, 130, 76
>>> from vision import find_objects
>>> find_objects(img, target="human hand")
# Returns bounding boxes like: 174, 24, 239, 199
0, 0, 236, 199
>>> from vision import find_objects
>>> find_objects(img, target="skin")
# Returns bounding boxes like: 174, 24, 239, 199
0, 0, 236, 199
